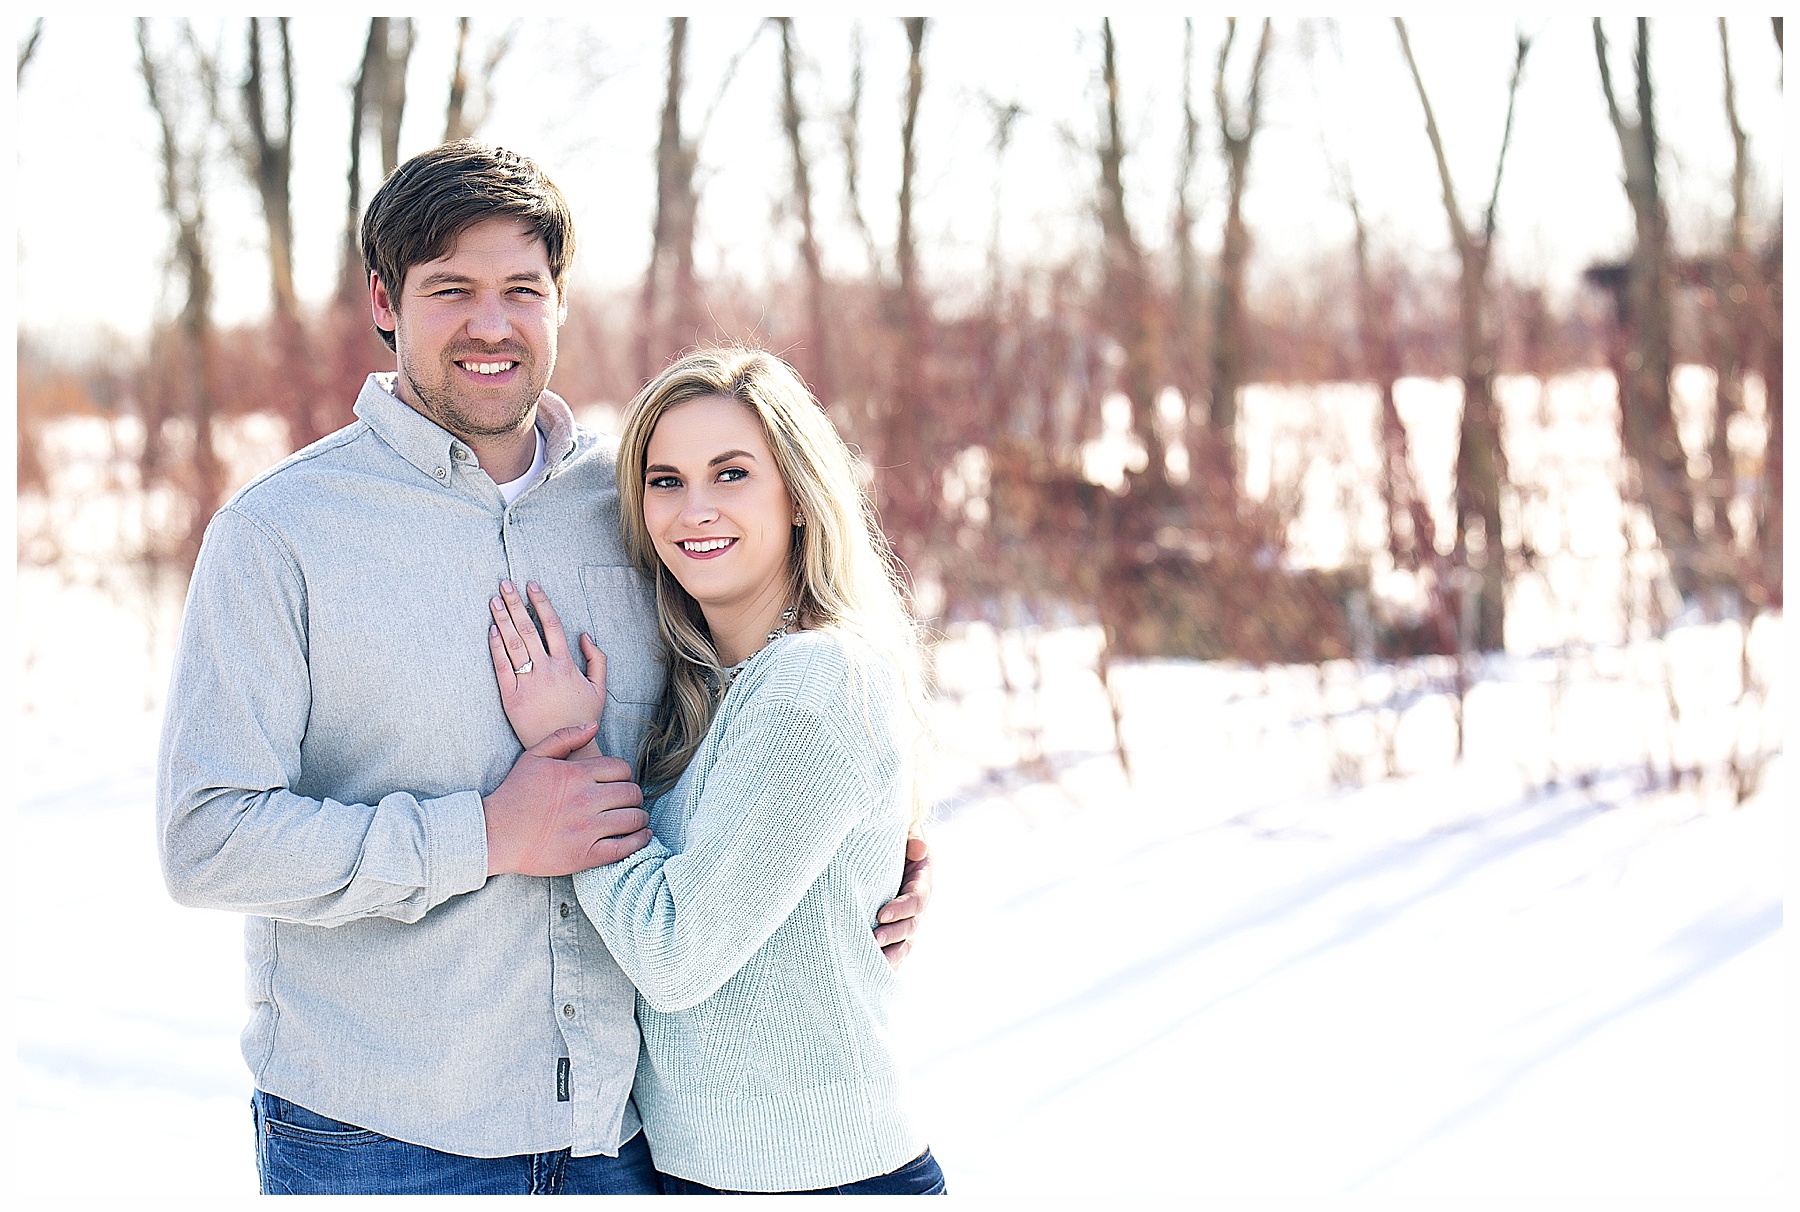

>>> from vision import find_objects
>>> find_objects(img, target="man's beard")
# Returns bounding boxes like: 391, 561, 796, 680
405, 348, 544, 439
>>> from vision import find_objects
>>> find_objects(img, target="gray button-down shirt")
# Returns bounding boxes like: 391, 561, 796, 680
155, 374, 663, 1158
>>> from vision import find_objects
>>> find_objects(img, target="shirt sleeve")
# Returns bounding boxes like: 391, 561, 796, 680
155, 507, 490, 926
571, 691, 891, 1013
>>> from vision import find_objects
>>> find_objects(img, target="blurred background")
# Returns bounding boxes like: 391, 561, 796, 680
14, 15, 1787, 1205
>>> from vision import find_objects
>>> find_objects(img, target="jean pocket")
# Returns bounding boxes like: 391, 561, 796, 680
260, 1095, 388, 1147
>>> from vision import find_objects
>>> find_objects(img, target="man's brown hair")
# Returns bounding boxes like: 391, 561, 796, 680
361, 141, 575, 352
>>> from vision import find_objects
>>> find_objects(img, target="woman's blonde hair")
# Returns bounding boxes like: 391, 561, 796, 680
616, 347, 929, 822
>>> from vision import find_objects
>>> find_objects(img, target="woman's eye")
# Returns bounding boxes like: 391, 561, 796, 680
717, 467, 747, 483
647, 475, 680, 490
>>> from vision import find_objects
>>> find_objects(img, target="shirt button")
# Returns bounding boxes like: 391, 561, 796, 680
452, 449, 467, 461
560, 902, 571, 919
434, 467, 448, 480
563, 1004, 576, 1019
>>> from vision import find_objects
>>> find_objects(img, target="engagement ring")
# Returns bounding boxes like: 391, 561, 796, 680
515, 659, 534, 675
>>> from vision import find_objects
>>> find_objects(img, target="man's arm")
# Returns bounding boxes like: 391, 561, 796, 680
873, 833, 933, 968
156, 509, 646, 926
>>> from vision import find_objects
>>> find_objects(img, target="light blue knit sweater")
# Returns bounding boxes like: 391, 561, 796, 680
572, 629, 923, 1192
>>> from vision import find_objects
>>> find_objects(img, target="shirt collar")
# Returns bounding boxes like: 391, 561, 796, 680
352, 372, 582, 488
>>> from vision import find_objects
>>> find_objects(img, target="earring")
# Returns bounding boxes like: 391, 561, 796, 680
793, 511, 805, 527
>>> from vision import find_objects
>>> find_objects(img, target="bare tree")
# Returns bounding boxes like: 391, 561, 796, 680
1701, 18, 1750, 558
224, 17, 322, 449
1593, 18, 1702, 602
838, 22, 884, 280
1096, 18, 1165, 494
775, 18, 829, 399
18, 17, 43, 82
136, 18, 224, 572
1396, 19, 1530, 652
882, 16, 933, 567
379, 19, 414, 178
984, 94, 1024, 303
1170, 19, 1204, 424
1757, 18, 1783, 601
445, 18, 516, 143
339, 18, 414, 294
638, 17, 702, 381
1207, 17, 1272, 490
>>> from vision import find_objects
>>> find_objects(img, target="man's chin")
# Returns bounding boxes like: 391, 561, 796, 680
407, 373, 544, 439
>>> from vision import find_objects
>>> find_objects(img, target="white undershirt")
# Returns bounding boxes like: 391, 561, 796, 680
493, 428, 546, 506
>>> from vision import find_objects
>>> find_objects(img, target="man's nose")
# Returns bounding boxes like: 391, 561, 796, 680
466, 292, 514, 343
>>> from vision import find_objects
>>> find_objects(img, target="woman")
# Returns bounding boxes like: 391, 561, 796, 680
483, 348, 944, 1195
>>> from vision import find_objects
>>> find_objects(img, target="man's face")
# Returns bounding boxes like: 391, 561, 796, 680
370, 216, 565, 443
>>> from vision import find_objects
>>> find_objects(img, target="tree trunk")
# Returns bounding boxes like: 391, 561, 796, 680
379, 19, 413, 178
137, 18, 224, 574
1097, 18, 1164, 495
340, 19, 382, 298
638, 18, 701, 381
1208, 18, 1272, 492
1594, 18, 1701, 601
445, 18, 515, 144
882, 17, 931, 568
1171, 19, 1203, 438
776, 19, 829, 400
240, 18, 317, 449
1396, 19, 1526, 652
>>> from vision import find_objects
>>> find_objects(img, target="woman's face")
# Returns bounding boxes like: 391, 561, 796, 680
641, 393, 797, 619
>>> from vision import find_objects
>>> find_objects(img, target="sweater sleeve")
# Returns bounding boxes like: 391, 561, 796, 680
155, 507, 490, 925
571, 690, 890, 1013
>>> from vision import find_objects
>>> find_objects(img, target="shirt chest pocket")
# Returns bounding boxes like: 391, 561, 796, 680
579, 565, 663, 707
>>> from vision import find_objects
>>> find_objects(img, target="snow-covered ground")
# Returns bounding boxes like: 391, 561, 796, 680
13, 371, 1788, 1205
12, 568, 1786, 1207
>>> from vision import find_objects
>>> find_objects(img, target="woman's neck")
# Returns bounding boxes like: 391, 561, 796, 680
704, 587, 797, 666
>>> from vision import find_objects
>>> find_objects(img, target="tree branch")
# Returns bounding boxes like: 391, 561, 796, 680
1482, 31, 1533, 245
1395, 18, 1472, 252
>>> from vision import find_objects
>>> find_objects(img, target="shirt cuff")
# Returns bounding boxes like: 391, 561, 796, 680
424, 789, 492, 902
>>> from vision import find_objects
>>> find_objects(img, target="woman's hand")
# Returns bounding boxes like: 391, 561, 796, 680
487, 580, 610, 755
875, 834, 933, 969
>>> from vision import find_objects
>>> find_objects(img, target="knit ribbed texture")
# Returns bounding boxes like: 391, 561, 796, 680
572, 630, 922, 1192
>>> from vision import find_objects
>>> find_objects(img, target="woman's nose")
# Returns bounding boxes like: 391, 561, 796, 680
680, 491, 719, 524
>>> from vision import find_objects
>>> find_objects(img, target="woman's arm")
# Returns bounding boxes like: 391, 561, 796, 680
486, 580, 607, 758
572, 695, 893, 1013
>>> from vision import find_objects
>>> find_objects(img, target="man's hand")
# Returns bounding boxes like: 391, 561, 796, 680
483, 722, 651, 877
874, 833, 933, 969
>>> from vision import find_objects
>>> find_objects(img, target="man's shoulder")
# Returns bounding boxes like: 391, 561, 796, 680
225, 419, 380, 517
559, 420, 622, 482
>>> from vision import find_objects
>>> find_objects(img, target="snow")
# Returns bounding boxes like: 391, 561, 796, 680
13, 572, 1784, 1207
12, 375, 1788, 1204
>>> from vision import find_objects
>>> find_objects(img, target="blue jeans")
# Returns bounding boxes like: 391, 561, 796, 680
658, 1148, 947, 1195
251, 1090, 661, 1194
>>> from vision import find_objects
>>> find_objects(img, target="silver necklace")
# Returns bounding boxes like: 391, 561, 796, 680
715, 606, 798, 699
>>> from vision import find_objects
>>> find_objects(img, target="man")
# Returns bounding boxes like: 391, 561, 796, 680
156, 142, 929, 1196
